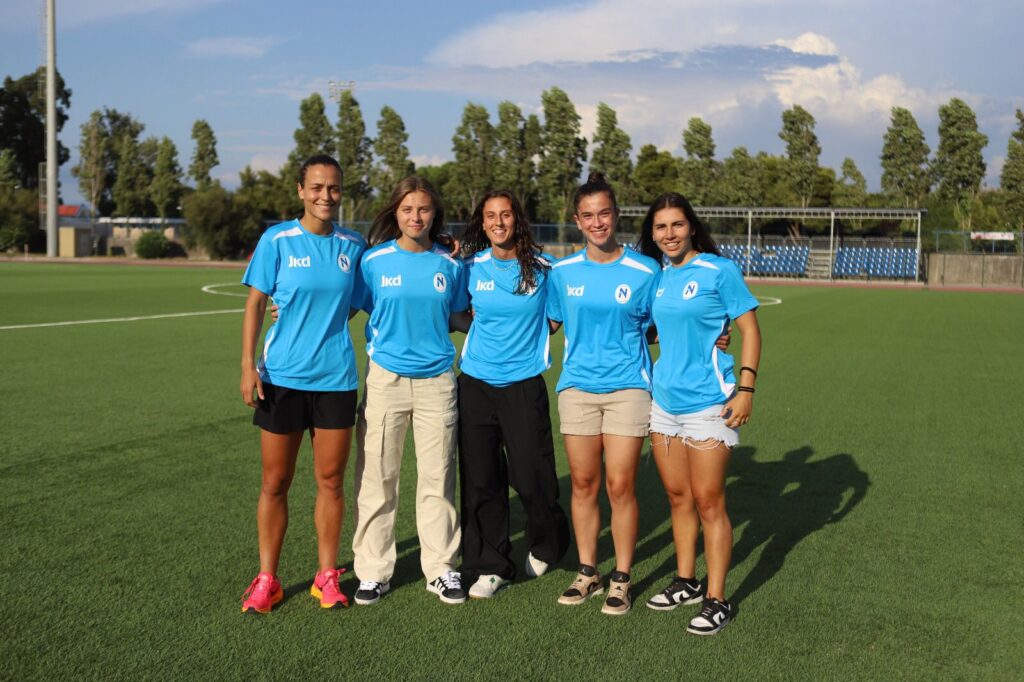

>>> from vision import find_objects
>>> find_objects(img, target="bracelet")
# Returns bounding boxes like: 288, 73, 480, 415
736, 386, 755, 394
740, 366, 758, 377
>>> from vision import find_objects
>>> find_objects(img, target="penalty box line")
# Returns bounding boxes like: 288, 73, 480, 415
0, 308, 243, 331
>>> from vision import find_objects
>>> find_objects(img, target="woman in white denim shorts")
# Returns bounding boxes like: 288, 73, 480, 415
637, 192, 762, 636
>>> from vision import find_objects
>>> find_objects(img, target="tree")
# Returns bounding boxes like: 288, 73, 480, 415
719, 147, 757, 206
590, 103, 634, 204
189, 119, 219, 190
680, 117, 720, 204
537, 87, 587, 228
779, 104, 821, 207
0, 148, 38, 250
833, 158, 867, 207
934, 98, 988, 231
72, 111, 107, 218
182, 184, 262, 259
372, 106, 415, 203
880, 107, 932, 208
291, 93, 335, 165
0, 67, 71, 189
151, 137, 183, 219
633, 144, 679, 205
999, 109, 1024, 232
493, 102, 540, 212
236, 165, 295, 221
448, 102, 496, 217
336, 91, 373, 220
112, 134, 154, 216
71, 108, 144, 216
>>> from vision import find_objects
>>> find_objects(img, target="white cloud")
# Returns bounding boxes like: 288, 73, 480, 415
771, 32, 838, 56
185, 36, 283, 59
248, 154, 289, 174
411, 154, 446, 168
767, 57, 955, 126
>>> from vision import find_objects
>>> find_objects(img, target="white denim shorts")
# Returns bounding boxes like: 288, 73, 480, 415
649, 400, 739, 448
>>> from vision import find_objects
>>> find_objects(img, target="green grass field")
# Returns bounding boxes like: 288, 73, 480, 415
1, 262, 1021, 680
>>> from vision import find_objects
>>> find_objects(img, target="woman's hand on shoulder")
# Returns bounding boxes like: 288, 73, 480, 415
722, 391, 752, 428
241, 367, 264, 408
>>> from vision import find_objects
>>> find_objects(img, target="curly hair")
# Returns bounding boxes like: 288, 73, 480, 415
461, 190, 548, 294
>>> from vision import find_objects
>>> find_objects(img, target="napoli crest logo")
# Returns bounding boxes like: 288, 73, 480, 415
683, 281, 699, 300
614, 284, 632, 304
337, 253, 351, 272
433, 273, 447, 293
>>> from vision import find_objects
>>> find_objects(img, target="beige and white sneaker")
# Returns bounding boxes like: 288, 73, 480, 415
601, 571, 632, 615
557, 565, 603, 605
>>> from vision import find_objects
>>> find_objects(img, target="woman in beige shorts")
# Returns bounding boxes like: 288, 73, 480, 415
545, 172, 661, 615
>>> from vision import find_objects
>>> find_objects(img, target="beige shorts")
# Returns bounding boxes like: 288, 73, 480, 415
557, 388, 651, 437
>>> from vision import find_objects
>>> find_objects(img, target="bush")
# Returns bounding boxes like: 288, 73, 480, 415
181, 184, 263, 259
134, 230, 168, 259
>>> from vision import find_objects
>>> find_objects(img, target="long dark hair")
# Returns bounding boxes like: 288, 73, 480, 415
638, 192, 720, 261
572, 170, 619, 215
461, 189, 548, 295
367, 176, 454, 251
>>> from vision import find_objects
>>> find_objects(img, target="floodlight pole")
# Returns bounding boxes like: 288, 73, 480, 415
915, 211, 922, 282
45, 0, 58, 256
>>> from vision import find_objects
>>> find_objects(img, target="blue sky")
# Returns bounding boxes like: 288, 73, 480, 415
2, 0, 1022, 205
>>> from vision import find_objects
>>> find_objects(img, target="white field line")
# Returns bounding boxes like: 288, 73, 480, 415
201, 283, 247, 298
757, 296, 783, 306
1, 283, 246, 331
0, 308, 243, 331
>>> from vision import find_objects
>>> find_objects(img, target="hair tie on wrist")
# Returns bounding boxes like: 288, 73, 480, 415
740, 366, 757, 377
737, 386, 755, 394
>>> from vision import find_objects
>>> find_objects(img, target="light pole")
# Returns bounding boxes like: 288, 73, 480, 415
45, 0, 57, 256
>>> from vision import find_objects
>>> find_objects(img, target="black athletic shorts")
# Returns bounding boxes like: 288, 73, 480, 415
252, 383, 357, 433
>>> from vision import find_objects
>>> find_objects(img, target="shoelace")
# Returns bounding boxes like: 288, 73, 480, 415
570, 574, 592, 592
440, 572, 461, 590
242, 574, 274, 601
358, 580, 382, 592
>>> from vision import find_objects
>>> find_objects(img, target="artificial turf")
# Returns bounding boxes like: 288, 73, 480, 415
0, 262, 1021, 680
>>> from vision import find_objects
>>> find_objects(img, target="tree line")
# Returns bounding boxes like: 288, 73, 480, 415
2, 66, 1023, 256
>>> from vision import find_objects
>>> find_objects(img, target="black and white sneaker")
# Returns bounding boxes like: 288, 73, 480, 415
427, 570, 467, 604
646, 576, 705, 611
686, 597, 732, 635
354, 580, 390, 606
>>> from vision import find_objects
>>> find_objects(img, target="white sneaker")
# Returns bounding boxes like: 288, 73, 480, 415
524, 552, 549, 578
468, 574, 510, 599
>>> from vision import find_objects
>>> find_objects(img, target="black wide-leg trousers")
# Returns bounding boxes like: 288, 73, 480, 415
457, 372, 570, 584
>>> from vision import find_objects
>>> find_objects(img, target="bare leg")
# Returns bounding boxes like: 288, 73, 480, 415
311, 427, 353, 572
257, 430, 302, 575
688, 439, 732, 601
651, 433, 699, 578
602, 434, 643, 574
564, 434, 603, 567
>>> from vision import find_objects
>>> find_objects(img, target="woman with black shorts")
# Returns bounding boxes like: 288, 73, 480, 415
239, 154, 366, 613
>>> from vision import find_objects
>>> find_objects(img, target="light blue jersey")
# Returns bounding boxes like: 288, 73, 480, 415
360, 240, 469, 378
242, 220, 367, 391
546, 247, 660, 393
651, 253, 759, 414
459, 249, 552, 387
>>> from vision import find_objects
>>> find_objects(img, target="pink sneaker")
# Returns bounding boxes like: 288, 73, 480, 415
241, 572, 283, 614
311, 568, 349, 609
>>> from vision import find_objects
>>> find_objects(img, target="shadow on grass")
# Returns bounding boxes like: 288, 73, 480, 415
360, 443, 869, 607
630, 444, 870, 605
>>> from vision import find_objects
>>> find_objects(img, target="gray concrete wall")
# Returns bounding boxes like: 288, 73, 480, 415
927, 253, 1024, 288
